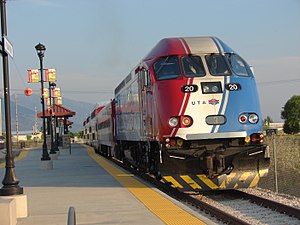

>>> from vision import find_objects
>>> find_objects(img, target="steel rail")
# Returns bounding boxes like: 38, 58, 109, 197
227, 190, 300, 219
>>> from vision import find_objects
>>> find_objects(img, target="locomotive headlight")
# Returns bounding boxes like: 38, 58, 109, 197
211, 85, 219, 93
169, 117, 179, 127
202, 85, 210, 93
248, 113, 259, 124
201, 82, 222, 94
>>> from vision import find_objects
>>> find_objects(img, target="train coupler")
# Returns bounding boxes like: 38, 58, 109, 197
204, 153, 227, 177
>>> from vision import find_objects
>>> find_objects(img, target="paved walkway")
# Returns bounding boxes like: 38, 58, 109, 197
0, 144, 213, 225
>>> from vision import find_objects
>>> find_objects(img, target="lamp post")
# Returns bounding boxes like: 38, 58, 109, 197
48, 82, 56, 154
0, 0, 23, 195
35, 43, 50, 161
50, 82, 60, 151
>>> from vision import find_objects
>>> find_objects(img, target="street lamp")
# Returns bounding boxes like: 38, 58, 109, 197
0, 0, 23, 195
35, 43, 50, 161
48, 82, 56, 154
50, 82, 60, 152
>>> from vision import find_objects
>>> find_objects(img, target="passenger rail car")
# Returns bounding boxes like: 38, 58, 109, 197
83, 115, 93, 146
82, 104, 115, 154
94, 101, 115, 157
83, 106, 103, 147
88, 37, 270, 191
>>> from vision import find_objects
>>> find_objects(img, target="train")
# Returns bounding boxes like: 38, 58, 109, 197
83, 36, 270, 191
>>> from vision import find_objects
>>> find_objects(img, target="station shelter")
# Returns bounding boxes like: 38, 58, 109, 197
37, 104, 76, 146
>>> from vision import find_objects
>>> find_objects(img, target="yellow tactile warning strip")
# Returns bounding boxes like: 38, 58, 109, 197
0, 150, 30, 168
84, 145, 206, 225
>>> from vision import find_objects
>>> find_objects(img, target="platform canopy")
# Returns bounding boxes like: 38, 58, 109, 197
37, 104, 76, 118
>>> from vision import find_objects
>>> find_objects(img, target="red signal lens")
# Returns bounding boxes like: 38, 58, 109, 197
239, 115, 247, 123
181, 116, 193, 127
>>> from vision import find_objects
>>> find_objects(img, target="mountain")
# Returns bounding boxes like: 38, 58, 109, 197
1, 94, 94, 133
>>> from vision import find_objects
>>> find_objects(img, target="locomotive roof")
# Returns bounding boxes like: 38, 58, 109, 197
115, 36, 236, 96
143, 36, 234, 61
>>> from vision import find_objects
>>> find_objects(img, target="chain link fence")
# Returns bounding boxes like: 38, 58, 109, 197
258, 136, 300, 197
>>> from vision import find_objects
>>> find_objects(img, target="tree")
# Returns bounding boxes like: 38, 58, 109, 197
263, 116, 273, 130
281, 95, 300, 134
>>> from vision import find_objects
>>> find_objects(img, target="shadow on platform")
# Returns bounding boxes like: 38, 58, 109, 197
0, 144, 143, 189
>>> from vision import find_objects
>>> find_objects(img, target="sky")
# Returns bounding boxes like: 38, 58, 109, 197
1, 0, 300, 122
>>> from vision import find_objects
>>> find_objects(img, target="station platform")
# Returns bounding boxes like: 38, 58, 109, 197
0, 144, 215, 225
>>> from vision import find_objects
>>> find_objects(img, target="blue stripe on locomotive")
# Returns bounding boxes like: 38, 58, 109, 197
212, 37, 234, 53
218, 76, 263, 135
209, 38, 262, 136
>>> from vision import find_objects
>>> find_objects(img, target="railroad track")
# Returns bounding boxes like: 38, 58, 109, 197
197, 189, 300, 224
226, 189, 300, 220
108, 154, 300, 224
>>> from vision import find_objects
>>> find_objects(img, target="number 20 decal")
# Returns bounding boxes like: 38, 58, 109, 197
181, 85, 198, 93
225, 83, 241, 91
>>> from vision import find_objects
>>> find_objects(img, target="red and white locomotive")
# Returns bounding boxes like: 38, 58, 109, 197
84, 37, 270, 191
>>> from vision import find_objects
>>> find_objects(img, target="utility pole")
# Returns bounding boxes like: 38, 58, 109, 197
15, 93, 18, 142
34, 107, 38, 134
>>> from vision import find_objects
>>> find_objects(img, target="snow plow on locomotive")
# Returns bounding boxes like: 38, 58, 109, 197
84, 37, 270, 191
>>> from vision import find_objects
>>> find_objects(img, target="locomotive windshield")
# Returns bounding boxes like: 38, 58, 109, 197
153, 56, 180, 80
181, 55, 206, 77
205, 54, 231, 76
226, 54, 250, 77
153, 54, 249, 80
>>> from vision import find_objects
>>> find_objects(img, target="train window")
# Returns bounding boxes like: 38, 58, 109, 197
153, 56, 180, 80
205, 54, 231, 76
226, 54, 249, 77
181, 55, 206, 77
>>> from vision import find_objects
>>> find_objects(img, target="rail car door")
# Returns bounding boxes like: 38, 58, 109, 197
138, 67, 153, 140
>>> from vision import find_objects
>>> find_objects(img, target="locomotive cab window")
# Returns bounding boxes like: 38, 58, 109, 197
181, 55, 206, 77
226, 54, 249, 77
205, 54, 231, 76
153, 56, 180, 80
